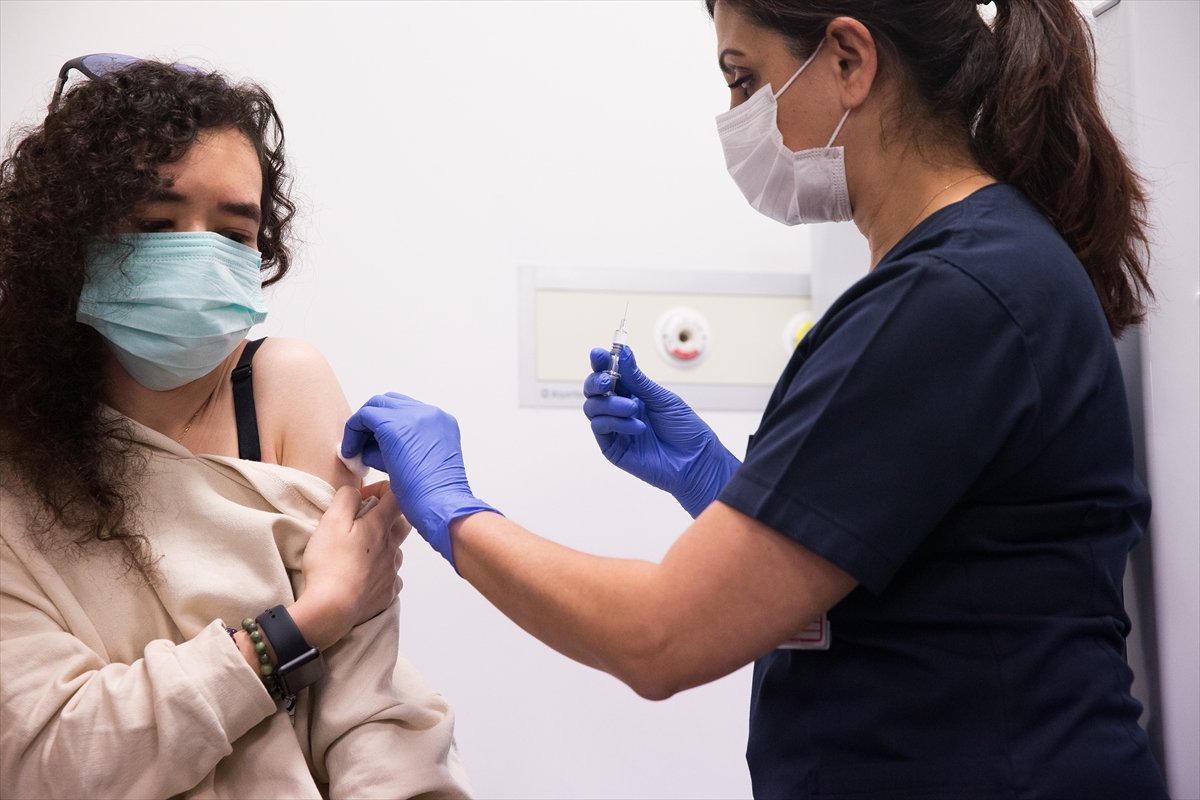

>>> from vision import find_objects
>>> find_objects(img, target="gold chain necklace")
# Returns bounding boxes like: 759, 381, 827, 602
904, 172, 986, 235
174, 404, 205, 444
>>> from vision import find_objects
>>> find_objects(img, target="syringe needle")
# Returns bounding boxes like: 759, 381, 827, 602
606, 303, 630, 395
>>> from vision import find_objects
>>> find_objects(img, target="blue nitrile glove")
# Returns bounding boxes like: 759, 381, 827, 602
341, 393, 499, 569
582, 346, 741, 518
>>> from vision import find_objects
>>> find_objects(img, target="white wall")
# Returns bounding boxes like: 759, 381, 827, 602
1118, 3, 1200, 797
0, 3, 813, 797
1090, 6, 1200, 796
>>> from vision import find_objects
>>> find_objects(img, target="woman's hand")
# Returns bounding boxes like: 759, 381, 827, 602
289, 482, 409, 651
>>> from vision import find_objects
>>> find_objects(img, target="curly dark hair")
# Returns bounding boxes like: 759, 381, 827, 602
0, 60, 296, 574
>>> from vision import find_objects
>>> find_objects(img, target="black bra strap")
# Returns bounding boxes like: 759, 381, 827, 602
232, 337, 267, 461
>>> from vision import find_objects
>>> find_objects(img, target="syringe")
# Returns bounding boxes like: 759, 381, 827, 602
606, 303, 630, 395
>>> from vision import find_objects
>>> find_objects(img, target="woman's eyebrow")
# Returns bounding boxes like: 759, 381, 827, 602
220, 201, 261, 223
718, 48, 745, 76
148, 187, 185, 203
144, 188, 260, 223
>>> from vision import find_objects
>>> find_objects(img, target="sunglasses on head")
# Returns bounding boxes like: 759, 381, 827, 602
50, 53, 205, 111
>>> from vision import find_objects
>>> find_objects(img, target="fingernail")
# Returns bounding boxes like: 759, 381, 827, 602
355, 496, 379, 519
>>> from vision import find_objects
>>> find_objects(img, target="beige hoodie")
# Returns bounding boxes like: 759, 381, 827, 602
0, 411, 472, 799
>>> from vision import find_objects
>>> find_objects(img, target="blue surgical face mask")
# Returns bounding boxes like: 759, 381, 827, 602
76, 231, 268, 391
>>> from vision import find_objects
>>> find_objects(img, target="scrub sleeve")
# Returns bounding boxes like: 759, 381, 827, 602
722, 257, 1040, 594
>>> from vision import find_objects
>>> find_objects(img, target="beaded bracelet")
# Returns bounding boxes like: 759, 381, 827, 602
240, 616, 284, 700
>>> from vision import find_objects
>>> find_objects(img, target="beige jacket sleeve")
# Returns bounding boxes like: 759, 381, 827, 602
205, 454, 474, 799
300, 599, 473, 799
0, 534, 278, 799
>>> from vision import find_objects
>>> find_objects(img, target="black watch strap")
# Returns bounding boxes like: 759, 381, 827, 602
256, 605, 326, 698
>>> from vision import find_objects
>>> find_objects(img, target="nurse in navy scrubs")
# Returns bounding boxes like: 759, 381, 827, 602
341, 1, 1169, 797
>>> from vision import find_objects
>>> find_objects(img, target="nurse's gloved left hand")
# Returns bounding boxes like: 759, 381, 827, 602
341, 394, 500, 570
583, 345, 741, 518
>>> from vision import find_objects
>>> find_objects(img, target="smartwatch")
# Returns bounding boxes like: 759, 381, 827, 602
255, 605, 327, 699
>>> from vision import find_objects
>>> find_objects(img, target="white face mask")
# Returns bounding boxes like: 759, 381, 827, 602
716, 40, 853, 225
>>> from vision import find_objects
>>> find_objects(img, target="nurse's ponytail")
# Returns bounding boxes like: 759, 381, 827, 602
706, 0, 1152, 337
973, 0, 1151, 337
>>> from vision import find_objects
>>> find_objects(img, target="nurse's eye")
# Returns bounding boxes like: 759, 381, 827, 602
727, 72, 754, 99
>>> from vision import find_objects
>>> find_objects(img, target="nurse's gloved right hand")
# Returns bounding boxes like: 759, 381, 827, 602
341, 394, 500, 570
583, 346, 741, 518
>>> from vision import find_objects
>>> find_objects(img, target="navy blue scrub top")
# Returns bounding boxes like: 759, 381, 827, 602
719, 184, 1167, 800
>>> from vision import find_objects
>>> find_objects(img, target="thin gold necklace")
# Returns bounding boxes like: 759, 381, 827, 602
904, 172, 986, 235
175, 404, 204, 443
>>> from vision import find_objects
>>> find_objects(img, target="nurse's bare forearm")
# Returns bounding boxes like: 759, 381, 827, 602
451, 512, 693, 699
449, 505, 854, 700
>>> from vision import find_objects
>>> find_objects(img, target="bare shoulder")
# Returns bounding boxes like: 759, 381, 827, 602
250, 338, 358, 489
251, 337, 334, 381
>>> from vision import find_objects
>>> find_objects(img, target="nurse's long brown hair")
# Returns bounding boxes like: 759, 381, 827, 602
707, 0, 1152, 337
